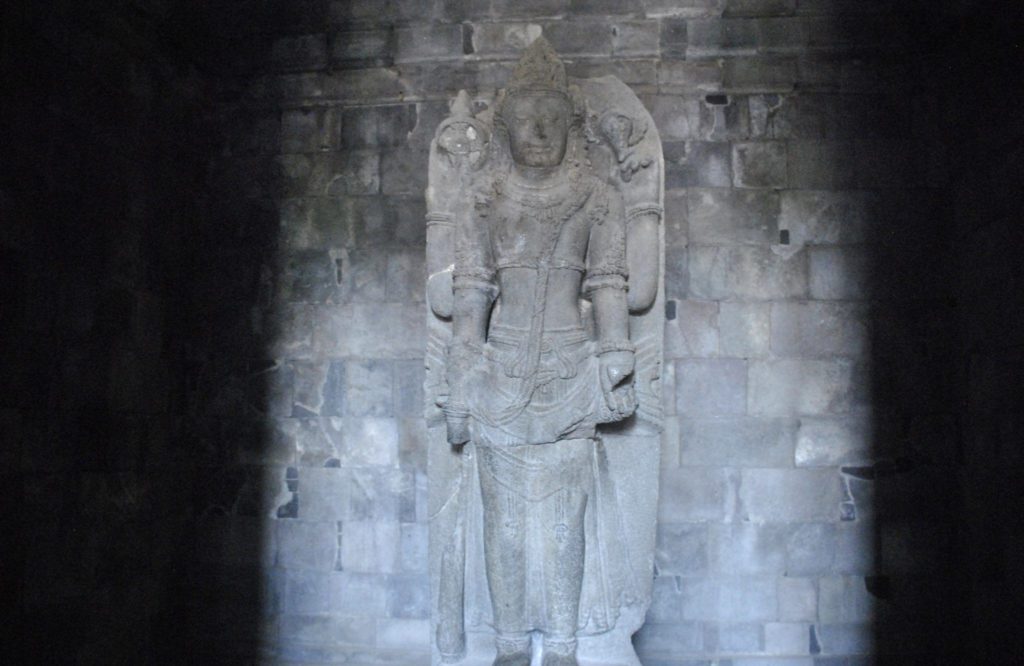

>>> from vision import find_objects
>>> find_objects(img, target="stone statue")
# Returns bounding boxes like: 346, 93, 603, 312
425, 37, 664, 666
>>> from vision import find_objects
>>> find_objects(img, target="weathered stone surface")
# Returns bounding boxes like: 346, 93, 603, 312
765, 622, 811, 655
659, 468, 730, 522
689, 246, 807, 300
665, 299, 719, 357
733, 140, 787, 188
709, 523, 787, 574
655, 523, 710, 577
709, 622, 762, 652
739, 468, 843, 522
426, 39, 664, 665
719, 301, 771, 357
633, 620, 704, 654
277, 520, 339, 571
664, 141, 733, 187
748, 359, 858, 416
683, 576, 778, 621
395, 25, 464, 63
785, 522, 836, 575
658, 59, 724, 92
779, 190, 872, 245
809, 247, 871, 300
688, 188, 780, 246
770, 301, 870, 358
777, 576, 817, 621
680, 416, 796, 466
818, 576, 875, 623
795, 416, 872, 466
676, 358, 747, 416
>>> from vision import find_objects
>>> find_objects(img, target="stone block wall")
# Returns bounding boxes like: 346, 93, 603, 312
11, 1, 1018, 664
206, 1, 958, 664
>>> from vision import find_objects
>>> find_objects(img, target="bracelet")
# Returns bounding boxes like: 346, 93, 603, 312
443, 405, 470, 419
597, 339, 636, 355
626, 204, 663, 225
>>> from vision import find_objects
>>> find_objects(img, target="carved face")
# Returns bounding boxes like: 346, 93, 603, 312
503, 93, 571, 168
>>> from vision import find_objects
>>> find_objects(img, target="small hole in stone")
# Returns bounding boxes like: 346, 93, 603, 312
335, 258, 344, 284
705, 94, 729, 105
611, 25, 619, 37
779, 229, 790, 245
665, 300, 677, 321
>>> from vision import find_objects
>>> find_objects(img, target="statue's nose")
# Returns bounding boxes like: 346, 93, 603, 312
533, 119, 547, 139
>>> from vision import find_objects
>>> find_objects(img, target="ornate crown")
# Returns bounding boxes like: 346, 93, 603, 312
507, 36, 568, 98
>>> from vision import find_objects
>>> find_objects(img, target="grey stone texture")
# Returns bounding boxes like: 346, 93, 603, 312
425, 41, 665, 665
6, 0, 964, 663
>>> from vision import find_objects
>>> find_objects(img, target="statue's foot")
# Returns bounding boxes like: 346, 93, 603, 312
493, 651, 531, 666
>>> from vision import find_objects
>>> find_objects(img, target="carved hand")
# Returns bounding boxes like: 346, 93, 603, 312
599, 350, 635, 413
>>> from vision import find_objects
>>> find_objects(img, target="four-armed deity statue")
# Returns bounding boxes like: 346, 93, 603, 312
424, 37, 664, 666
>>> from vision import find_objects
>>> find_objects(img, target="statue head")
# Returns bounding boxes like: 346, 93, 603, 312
498, 37, 577, 168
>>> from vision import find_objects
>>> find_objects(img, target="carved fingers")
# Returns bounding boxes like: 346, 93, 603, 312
599, 350, 636, 414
